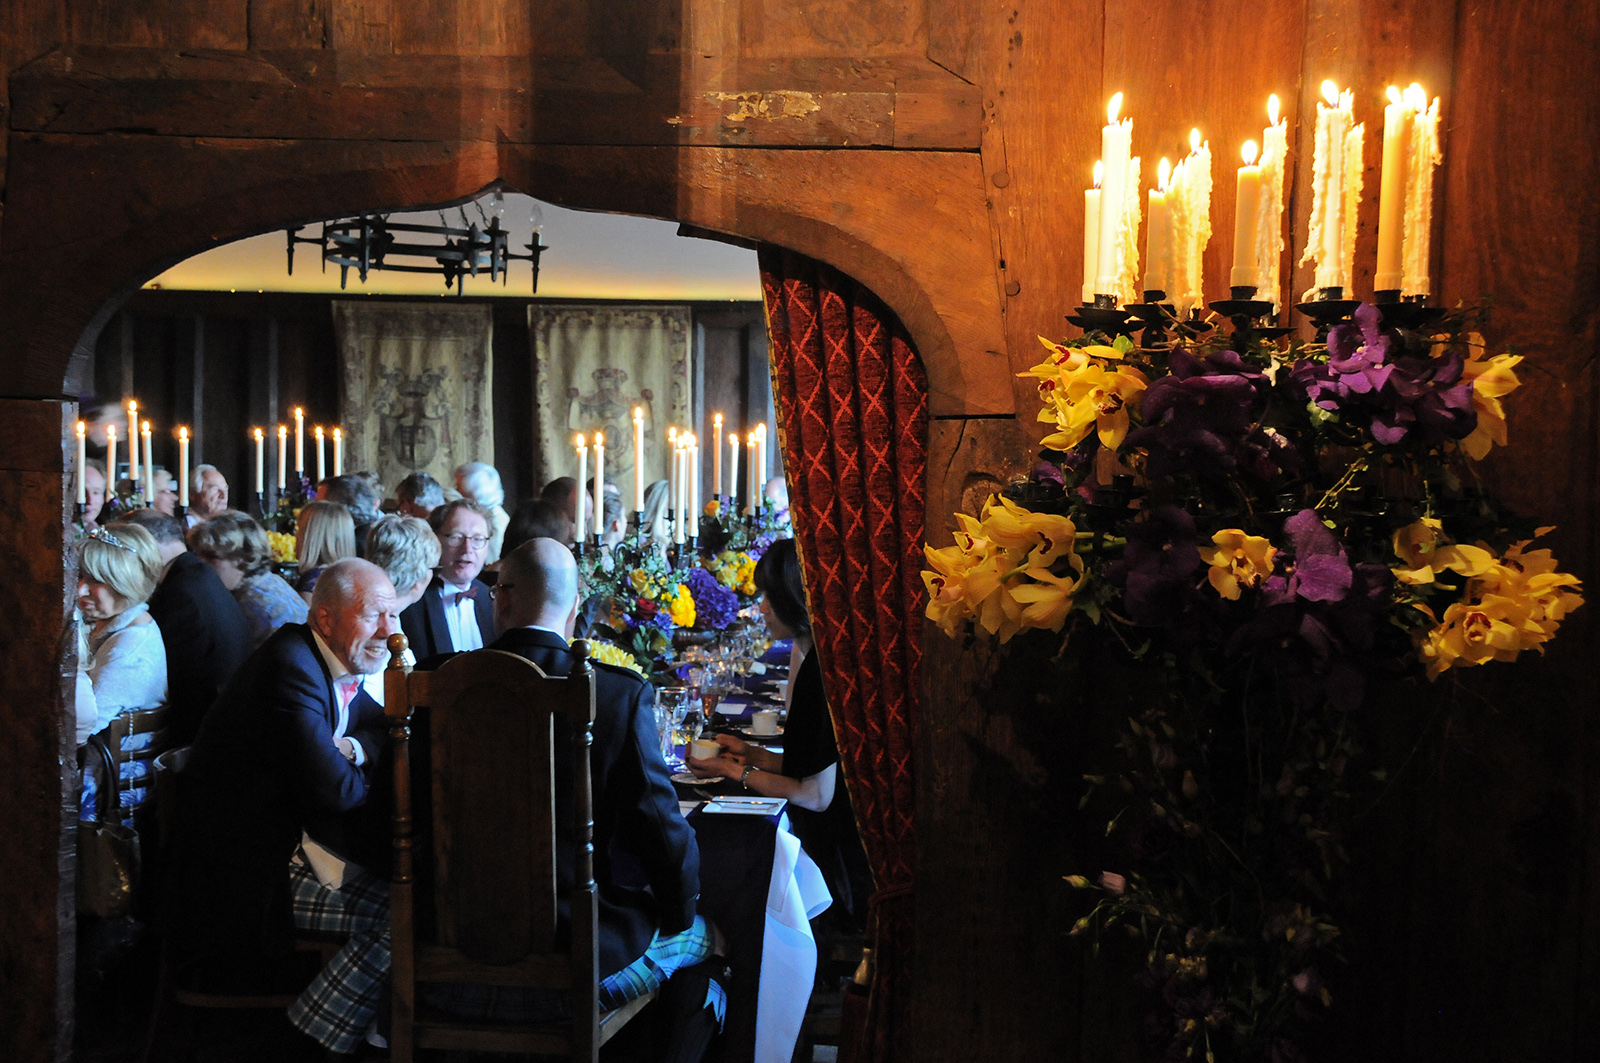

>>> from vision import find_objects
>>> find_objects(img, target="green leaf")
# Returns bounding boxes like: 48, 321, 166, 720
1113, 334, 1135, 354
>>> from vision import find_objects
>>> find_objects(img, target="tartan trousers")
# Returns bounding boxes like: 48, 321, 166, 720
286, 859, 390, 1055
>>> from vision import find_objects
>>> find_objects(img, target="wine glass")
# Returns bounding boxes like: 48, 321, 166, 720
656, 687, 691, 764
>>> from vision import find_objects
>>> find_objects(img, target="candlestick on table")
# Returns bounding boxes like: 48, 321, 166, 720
277, 425, 288, 491
106, 425, 119, 497
1401, 83, 1442, 299
575, 434, 588, 543
332, 428, 343, 476
127, 400, 140, 494
712, 413, 724, 496
1230, 141, 1263, 291
142, 421, 154, 501
178, 427, 190, 508
728, 433, 740, 510
592, 432, 605, 543
746, 433, 757, 516
672, 441, 686, 546
1255, 95, 1290, 310
633, 406, 645, 512
315, 426, 326, 483
253, 428, 265, 495
688, 433, 700, 537
76, 422, 88, 506
294, 408, 305, 476
1143, 158, 1174, 297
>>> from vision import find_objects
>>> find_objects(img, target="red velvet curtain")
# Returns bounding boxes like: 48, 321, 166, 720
758, 247, 927, 1062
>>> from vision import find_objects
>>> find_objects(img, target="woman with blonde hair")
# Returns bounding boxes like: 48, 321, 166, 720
75, 523, 168, 822
293, 500, 356, 601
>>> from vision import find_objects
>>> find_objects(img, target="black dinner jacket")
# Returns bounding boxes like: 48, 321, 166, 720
167, 623, 387, 962
146, 550, 252, 747
399, 576, 495, 661
490, 626, 701, 979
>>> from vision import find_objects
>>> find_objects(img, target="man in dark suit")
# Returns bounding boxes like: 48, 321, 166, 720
171, 557, 400, 1057
398, 498, 496, 660
113, 509, 250, 745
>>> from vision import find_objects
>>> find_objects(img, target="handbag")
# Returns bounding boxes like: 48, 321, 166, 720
77, 731, 141, 918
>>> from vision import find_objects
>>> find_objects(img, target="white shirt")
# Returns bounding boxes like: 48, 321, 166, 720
441, 581, 485, 652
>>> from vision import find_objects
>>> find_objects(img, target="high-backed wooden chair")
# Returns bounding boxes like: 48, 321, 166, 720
102, 705, 172, 823
384, 632, 656, 1062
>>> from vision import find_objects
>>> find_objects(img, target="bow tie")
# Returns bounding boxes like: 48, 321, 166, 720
447, 585, 477, 605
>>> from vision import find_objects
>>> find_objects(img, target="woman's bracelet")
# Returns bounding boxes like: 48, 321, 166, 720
741, 765, 757, 788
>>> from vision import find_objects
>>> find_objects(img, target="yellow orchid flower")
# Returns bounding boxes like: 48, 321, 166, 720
1197, 529, 1277, 600
981, 496, 1080, 566
1459, 347, 1523, 461
1009, 563, 1084, 631
1390, 518, 1494, 585
1021, 341, 1146, 451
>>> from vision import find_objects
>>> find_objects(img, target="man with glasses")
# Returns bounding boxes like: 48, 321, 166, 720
399, 498, 497, 661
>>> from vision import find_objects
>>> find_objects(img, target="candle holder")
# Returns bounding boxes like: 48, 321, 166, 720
1372, 298, 1445, 333
1208, 287, 1288, 346
75, 501, 86, 526
574, 539, 587, 559
1066, 301, 1140, 339
1294, 294, 1362, 340
254, 491, 266, 519
174, 502, 187, 523
1127, 297, 1176, 348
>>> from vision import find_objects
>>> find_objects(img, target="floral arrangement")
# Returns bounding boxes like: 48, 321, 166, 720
923, 303, 1581, 1062
267, 529, 297, 564
586, 639, 646, 676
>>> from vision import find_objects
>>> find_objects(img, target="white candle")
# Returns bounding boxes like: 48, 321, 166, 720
1230, 141, 1263, 290
575, 434, 587, 542
106, 425, 118, 495
756, 423, 769, 490
1095, 93, 1133, 299
688, 433, 700, 535
253, 428, 264, 494
728, 433, 740, 504
1375, 86, 1411, 295
712, 413, 723, 496
127, 400, 139, 492
315, 426, 326, 483
332, 428, 343, 476
178, 427, 190, 507
76, 422, 87, 505
746, 433, 757, 515
674, 443, 687, 545
592, 431, 605, 541
1256, 95, 1290, 311
293, 408, 305, 476
1299, 81, 1363, 295
632, 406, 645, 512
1143, 158, 1173, 296
1082, 162, 1103, 304
1169, 129, 1214, 318
277, 425, 288, 491
142, 421, 154, 500
1402, 83, 1442, 298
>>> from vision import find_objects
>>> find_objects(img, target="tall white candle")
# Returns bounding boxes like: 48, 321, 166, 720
746, 433, 757, 515
756, 423, 769, 490
1402, 83, 1442, 298
178, 427, 190, 507
253, 428, 264, 494
107, 425, 118, 496
1375, 86, 1411, 295
1095, 94, 1133, 299
293, 408, 305, 476
1299, 81, 1362, 295
1143, 158, 1173, 296
592, 432, 605, 541
1230, 141, 1263, 290
575, 434, 587, 542
712, 413, 723, 497
688, 433, 700, 535
1256, 96, 1290, 311
728, 433, 740, 505
315, 426, 326, 483
1082, 162, 1103, 304
673, 442, 686, 545
332, 428, 343, 476
127, 400, 140, 492
76, 422, 88, 505
633, 406, 645, 512
1169, 130, 1213, 318
277, 425, 288, 491
142, 421, 154, 500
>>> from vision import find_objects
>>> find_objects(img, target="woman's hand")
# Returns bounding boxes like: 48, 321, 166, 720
685, 747, 744, 781
713, 733, 751, 758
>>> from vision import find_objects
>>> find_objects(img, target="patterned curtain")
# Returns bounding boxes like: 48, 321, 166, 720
758, 247, 927, 1063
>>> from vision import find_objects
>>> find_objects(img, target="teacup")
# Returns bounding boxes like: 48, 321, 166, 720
688, 738, 722, 762
751, 710, 781, 735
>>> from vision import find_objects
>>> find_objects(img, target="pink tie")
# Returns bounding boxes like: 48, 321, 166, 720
336, 674, 361, 713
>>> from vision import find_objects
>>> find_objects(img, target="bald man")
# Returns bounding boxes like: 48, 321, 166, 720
171, 558, 400, 1055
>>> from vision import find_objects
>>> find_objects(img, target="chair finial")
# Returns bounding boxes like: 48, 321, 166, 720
387, 632, 410, 668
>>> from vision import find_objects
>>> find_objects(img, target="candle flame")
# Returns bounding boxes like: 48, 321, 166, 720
576, 433, 585, 447
1321, 80, 1340, 106
1387, 85, 1403, 106
333, 428, 341, 439
315, 425, 324, 438
1405, 82, 1428, 111
278, 425, 287, 438
179, 426, 188, 441
729, 433, 738, 446
1092, 160, 1104, 188
142, 420, 151, 434
294, 407, 303, 418
594, 432, 604, 446
746, 432, 755, 444
1189, 128, 1202, 155
1268, 94, 1281, 125
1157, 157, 1172, 191
713, 411, 723, 425
1107, 92, 1123, 124
128, 400, 137, 413
1241, 140, 1259, 166
253, 428, 262, 441
108, 425, 118, 441
77, 421, 86, 437
634, 406, 643, 421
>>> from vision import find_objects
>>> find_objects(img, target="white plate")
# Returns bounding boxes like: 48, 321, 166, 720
739, 725, 784, 738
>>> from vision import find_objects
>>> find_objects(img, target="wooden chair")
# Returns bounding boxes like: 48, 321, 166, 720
384, 632, 656, 1062
102, 705, 171, 824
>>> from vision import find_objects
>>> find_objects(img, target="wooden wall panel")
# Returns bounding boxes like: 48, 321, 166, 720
736, 0, 927, 58
328, 0, 392, 52
248, 0, 328, 50
65, 0, 248, 48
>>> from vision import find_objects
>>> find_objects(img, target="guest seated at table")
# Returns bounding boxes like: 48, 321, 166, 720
150, 467, 179, 517
320, 473, 382, 553
687, 538, 873, 929
114, 509, 251, 747
455, 461, 511, 564
189, 510, 308, 650
505, 497, 573, 553
187, 464, 230, 528
395, 471, 444, 521
361, 514, 439, 690
295, 500, 356, 601
541, 475, 593, 535
80, 458, 107, 533
168, 558, 396, 1056
398, 499, 496, 660
637, 478, 672, 547
588, 480, 627, 551
74, 524, 168, 823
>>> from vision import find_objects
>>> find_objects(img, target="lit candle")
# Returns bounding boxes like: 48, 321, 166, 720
253, 428, 264, 494
1375, 86, 1411, 296
746, 432, 757, 515
688, 433, 700, 535
668, 433, 681, 534
178, 427, 190, 508
728, 433, 740, 506
277, 425, 288, 491
1256, 95, 1290, 310
1143, 158, 1173, 296
314, 426, 326, 483
632, 406, 645, 512
106, 425, 118, 495
673, 441, 687, 545
293, 407, 305, 475
1169, 129, 1213, 318
1402, 83, 1442, 299
712, 412, 723, 496
592, 431, 605, 541
756, 423, 769, 491
76, 422, 88, 505
1082, 162, 1103, 304
127, 400, 140, 492
1095, 93, 1133, 299
332, 428, 343, 476
141, 421, 154, 500
1299, 80, 1362, 295
575, 434, 588, 542
1231, 141, 1263, 290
